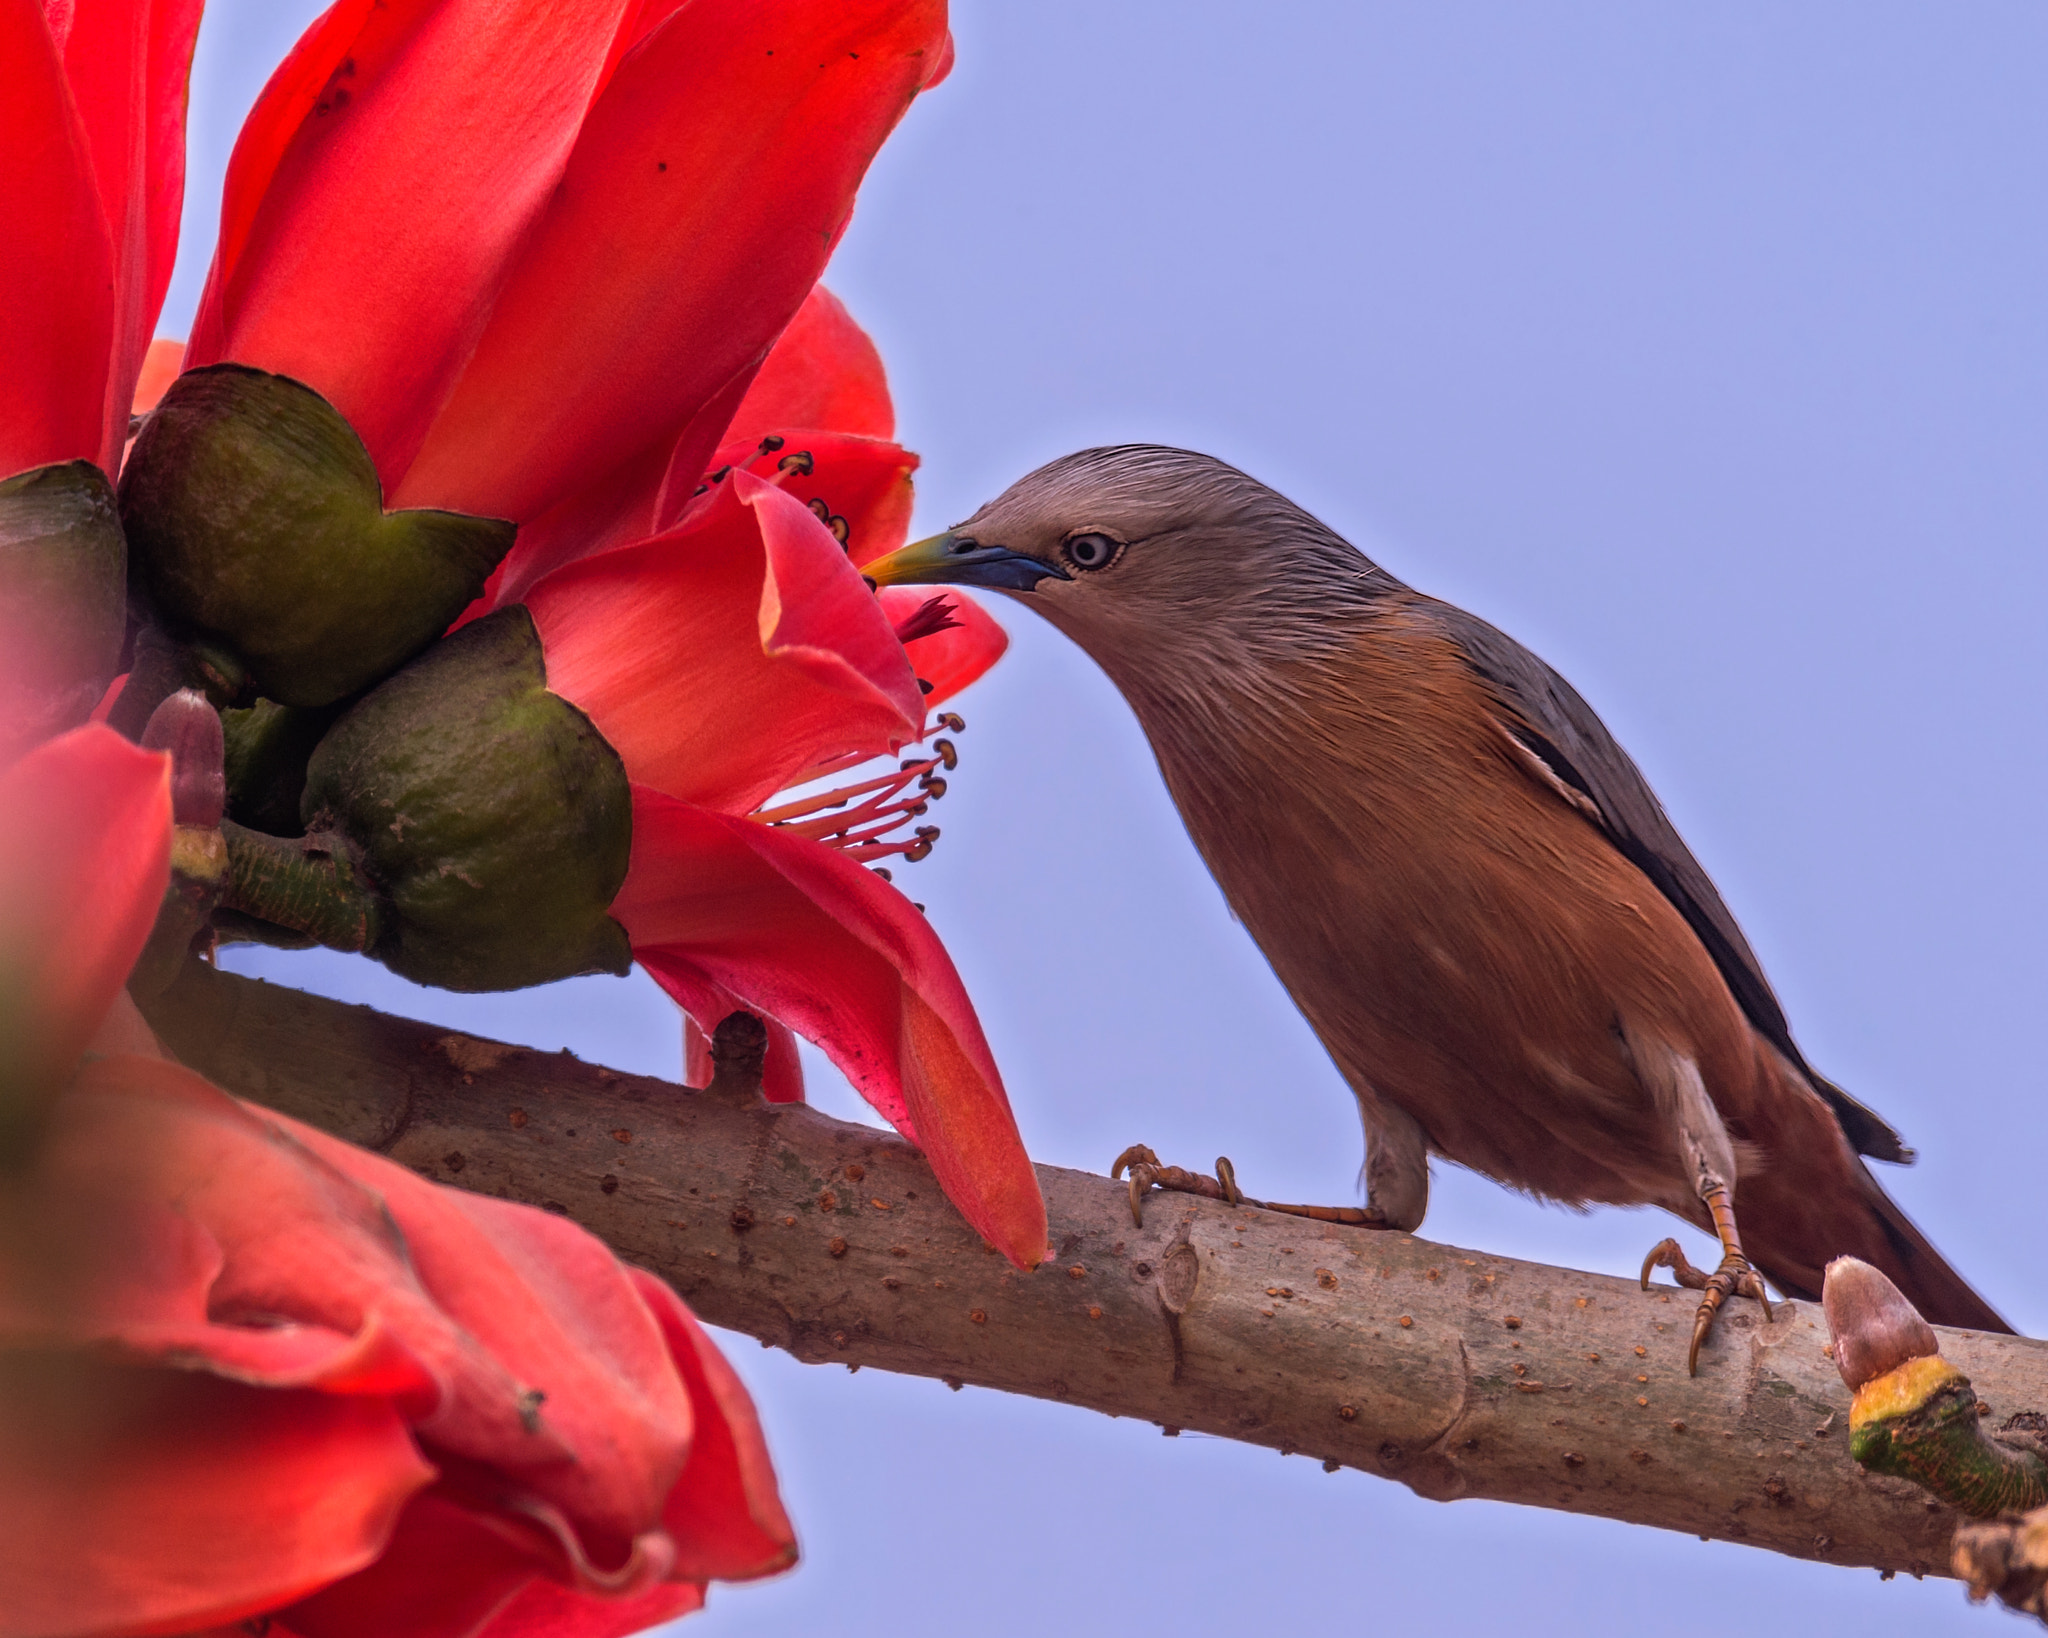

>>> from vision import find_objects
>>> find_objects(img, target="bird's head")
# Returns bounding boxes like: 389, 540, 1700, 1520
863, 445, 1393, 691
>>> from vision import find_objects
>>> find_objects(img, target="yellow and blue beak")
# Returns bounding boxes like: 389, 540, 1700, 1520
863, 532, 1069, 592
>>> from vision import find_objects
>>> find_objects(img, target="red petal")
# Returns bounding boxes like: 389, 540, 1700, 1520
272, 1121, 700, 1542
131, 334, 185, 415
704, 430, 918, 566
616, 792, 1047, 1268
0, 0, 114, 475
57, 0, 204, 469
477, 287, 905, 606
471, 1576, 705, 1638
480, 369, 756, 613
630, 1269, 797, 1582
725, 285, 895, 448
277, 1490, 544, 1638
0, 1366, 432, 1638
393, 0, 948, 522
681, 1000, 807, 1104
527, 472, 922, 814
880, 585, 1009, 706
0, 725, 170, 1111
185, 0, 642, 491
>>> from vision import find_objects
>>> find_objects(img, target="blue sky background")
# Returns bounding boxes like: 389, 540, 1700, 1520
167, 5, 2048, 1633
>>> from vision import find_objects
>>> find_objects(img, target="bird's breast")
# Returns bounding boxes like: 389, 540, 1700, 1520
1135, 606, 1760, 1208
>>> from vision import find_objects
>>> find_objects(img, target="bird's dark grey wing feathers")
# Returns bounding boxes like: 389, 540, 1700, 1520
1426, 599, 1910, 1164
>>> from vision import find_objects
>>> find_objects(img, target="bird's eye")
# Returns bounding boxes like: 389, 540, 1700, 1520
1062, 532, 1121, 572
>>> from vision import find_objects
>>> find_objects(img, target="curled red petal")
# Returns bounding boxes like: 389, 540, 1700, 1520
616, 791, 1047, 1268
705, 429, 918, 566
0, 0, 114, 475
725, 285, 895, 448
11, 1050, 768, 1633
186, 0, 641, 490
394, 0, 948, 522
0, 725, 170, 1112
528, 472, 922, 813
630, 1268, 797, 1583
881, 585, 1009, 707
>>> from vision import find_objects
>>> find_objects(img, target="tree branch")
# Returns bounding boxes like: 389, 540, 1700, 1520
143, 962, 2048, 1578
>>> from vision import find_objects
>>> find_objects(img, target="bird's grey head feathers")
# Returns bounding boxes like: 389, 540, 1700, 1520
870, 445, 1399, 712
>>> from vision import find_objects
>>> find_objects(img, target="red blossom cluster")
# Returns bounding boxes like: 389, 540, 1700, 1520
2, 0, 1043, 1632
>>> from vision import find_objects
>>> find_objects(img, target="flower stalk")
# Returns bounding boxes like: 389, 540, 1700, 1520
219, 820, 385, 956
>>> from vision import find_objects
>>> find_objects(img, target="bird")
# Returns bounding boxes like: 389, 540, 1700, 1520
862, 443, 2009, 1370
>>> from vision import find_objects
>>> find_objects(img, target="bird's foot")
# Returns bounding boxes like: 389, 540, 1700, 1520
1110, 1145, 1243, 1226
1640, 1238, 1773, 1375
1110, 1144, 1390, 1230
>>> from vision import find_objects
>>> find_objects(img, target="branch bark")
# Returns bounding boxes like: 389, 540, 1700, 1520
143, 962, 2048, 1578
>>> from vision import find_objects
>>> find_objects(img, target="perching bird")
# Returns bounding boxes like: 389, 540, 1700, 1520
864, 444, 2009, 1369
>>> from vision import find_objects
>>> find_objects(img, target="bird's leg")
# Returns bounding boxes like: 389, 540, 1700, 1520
1640, 1186, 1773, 1375
1109, 1145, 1388, 1229
1624, 1030, 1773, 1374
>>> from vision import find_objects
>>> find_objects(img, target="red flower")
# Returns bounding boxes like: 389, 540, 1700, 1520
0, 0, 202, 479
185, 0, 953, 528
481, 286, 1041, 1268
0, 729, 797, 1636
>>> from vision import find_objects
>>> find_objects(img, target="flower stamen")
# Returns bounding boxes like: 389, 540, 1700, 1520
754, 716, 968, 867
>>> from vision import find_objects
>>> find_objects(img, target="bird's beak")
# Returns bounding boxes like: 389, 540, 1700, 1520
863, 532, 1070, 593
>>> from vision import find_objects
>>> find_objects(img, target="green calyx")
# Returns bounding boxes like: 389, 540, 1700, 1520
1851, 1370, 2048, 1519
302, 606, 633, 991
0, 460, 125, 757
119, 364, 515, 708
222, 698, 342, 837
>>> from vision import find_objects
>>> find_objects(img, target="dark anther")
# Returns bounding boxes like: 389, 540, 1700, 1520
932, 738, 958, 769
756, 434, 786, 456
708, 465, 732, 485
917, 678, 934, 695
903, 837, 934, 862
808, 496, 832, 521
936, 712, 966, 733
873, 866, 893, 881
919, 775, 948, 798
914, 825, 940, 840
778, 450, 815, 477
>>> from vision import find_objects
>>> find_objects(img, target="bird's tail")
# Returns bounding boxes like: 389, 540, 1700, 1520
1744, 1160, 2011, 1335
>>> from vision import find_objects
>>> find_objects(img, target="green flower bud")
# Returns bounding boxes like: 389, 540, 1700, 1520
120, 365, 515, 708
303, 606, 632, 991
0, 460, 125, 761
222, 697, 341, 836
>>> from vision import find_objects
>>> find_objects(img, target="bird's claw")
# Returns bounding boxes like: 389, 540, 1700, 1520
1640, 1237, 1773, 1375
1110, 1144, 1243, 1226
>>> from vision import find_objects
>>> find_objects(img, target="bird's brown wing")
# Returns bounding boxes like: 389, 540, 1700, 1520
1424, 598, 1909, 1164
